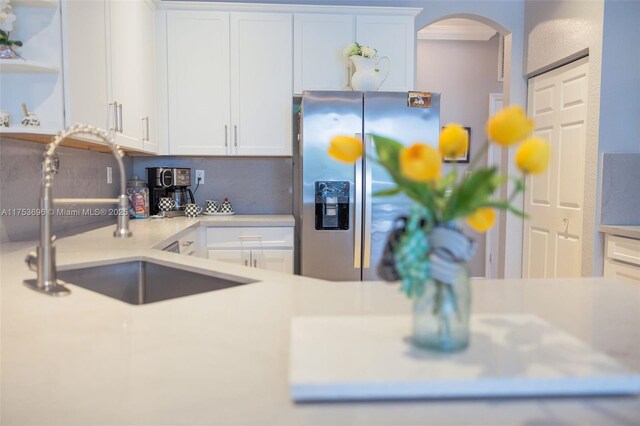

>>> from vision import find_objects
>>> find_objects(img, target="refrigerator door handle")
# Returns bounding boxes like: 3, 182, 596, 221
353, 132, 363, 269
363, 133, 373, 268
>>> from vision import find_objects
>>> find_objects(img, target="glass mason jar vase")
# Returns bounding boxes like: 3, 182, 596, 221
412, 264, 471, 352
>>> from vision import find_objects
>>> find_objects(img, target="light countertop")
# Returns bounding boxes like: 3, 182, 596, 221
2, 215, 640, 425
599, 224, 640, 239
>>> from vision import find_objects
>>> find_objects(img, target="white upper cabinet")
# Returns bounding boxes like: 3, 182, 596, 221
163, 10, 292, 157
230, 13, 292, 156
62, 0, 157, 153
293, 14, 354, 94
167, 11, 230, 155
355, 15, 415, 92
293, 13, 416, 94
62, 0, 109, 131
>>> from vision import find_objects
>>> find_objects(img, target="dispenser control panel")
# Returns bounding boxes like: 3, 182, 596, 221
315, 181, 349, 230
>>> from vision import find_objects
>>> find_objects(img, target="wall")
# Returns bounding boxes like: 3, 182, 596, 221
131, 157, 293, 214
416, 34, 503, 277
0, 138, 133, 243
524, 0, 626, 277
592, 0, 640, 270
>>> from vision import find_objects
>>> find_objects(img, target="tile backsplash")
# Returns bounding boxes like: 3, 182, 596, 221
0, 138, 134, 243
600, 153, 640, 225
131, 156, 293, 214
0, 138, 293, 243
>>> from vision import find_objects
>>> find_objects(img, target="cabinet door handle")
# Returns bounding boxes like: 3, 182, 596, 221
110, 102, 118, 132
118, 104, 123, 133
253, 259, 257, 268
224, 125, 228, 147
244, 259, 248, 266
238, 235, 262, 239
234, 125, 238, 149
145, 117, 150, 141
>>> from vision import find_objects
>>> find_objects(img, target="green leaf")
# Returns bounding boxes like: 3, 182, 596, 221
374, 186, 402, 197
442, 167, 502, 220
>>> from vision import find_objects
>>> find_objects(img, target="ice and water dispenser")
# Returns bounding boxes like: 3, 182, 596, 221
315, 181, 349, 230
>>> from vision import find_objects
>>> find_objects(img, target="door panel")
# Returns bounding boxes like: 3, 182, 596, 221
523, 57, 589, 278
300, 91, 362, 281
362, 92, 441, 280
231, 12, 292, 156
294, 13, 354, 94
167, 11, 230, 155
253, 249, 294, 274
208, 249, 250, 267
528, 228, 548, 278
355, 15, 414, 91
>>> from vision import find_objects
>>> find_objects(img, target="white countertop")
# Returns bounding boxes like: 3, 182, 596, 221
2, 215, 640, 425
599, 224, 640, 239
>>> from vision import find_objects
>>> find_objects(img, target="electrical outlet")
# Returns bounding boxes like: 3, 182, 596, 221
195, 169, 205, 184
107, 166, 113, 184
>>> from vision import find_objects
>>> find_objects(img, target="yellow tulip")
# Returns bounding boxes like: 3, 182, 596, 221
328, 135, 363, 163
486, 106, 534, 146
466, 208, 496, 233
515, 137, 550, 174
399, 143, 442, 182
439, 124, 468, 158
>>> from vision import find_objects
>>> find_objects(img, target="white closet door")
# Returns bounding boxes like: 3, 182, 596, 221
523, 57, 589, 278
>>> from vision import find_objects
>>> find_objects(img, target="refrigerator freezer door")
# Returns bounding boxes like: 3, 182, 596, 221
300, 91, 364, 281
362, 91, 441, 281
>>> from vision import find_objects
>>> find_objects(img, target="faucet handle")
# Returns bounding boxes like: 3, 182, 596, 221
25, 251, 38, 272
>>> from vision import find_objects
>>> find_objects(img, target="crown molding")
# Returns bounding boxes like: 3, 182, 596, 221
157, 1, 422, 16
418, 24, 497, 41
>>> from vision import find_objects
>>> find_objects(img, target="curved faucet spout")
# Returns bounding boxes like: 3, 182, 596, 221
24, 124, 133, 297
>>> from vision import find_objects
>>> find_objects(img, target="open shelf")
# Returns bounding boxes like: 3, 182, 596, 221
12, 0, 58, 8
0, 126, 58, 135
0, 58, 59, 73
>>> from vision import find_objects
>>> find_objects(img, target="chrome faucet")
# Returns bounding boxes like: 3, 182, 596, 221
24, 125, 132, 296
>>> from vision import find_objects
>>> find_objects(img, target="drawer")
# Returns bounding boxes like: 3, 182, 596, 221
606, 235, 640, 266
604, 258, 640, 285
206, 227, 294, 249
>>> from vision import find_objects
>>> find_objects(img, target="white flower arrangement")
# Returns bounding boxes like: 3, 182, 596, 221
0, 0, 16, 32
343, 42, 378, 59
0, 0, 21, 54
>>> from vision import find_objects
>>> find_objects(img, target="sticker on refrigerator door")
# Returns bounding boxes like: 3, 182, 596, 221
407, 92, 432, 108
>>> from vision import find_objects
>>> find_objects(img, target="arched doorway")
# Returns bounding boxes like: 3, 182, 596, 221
416, 15, 511, 279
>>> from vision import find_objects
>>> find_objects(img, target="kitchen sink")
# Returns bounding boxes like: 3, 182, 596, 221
57, 261, 257, 305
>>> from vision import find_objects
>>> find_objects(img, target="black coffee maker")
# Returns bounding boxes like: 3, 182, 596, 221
147, 167, 195, 216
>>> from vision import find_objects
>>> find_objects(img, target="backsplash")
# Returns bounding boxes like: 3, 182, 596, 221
132, 156, 293, 214
0, 138, 133, 243
600, 153, 640, 225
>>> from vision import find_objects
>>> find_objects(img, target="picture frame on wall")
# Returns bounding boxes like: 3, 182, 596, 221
443, 126, 471, 163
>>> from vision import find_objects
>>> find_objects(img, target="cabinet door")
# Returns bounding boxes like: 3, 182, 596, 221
355, 15, 414, 91
62, 0, 110, 131
252, 249, 294, 274
293, 14, 354, 94
108, 0, 146, 150
604, 259, 640, 285
140, 0, 158, 153
167, 11, 230, 155
230, 12, 292, 156
208, 249, 251, 267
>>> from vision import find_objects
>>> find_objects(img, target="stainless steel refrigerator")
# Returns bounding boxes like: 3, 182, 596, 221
298, 91, 441, 281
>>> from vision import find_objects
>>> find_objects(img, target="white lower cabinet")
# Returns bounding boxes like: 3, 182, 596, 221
206, 227, 294, 274
603, 234, 640, 285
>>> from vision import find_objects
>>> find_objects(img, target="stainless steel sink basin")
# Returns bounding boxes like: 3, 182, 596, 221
57, 261, 257, 305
